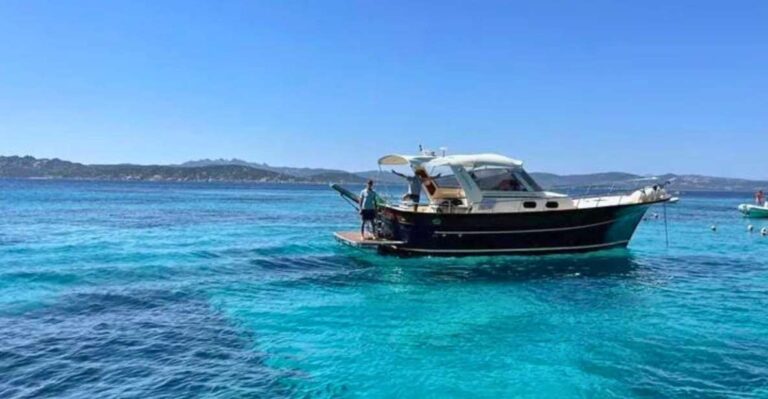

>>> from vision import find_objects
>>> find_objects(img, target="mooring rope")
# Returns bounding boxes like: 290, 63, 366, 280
663, 201, 669, 248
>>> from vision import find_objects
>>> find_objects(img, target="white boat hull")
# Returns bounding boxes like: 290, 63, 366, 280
738, 204, 768, 218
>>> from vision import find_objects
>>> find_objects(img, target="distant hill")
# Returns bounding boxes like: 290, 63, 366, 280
180, 158, 365, 182
530, 172, 643, 189
355, 170, 405, 184
0, 156, 291, 182
530, 172, 768, 192
2, 155, 766, 190
303, 172, 367, 184
654, 174, 768, 192
178, 158, 254, 168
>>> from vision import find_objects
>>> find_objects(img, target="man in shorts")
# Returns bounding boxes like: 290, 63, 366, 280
359, 180, 378, 239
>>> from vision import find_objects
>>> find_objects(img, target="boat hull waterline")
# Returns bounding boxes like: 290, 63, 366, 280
370, 200, 663, 256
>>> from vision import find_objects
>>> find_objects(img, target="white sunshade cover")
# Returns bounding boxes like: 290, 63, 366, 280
377, 154, 435, 166
426, 153, 523, 169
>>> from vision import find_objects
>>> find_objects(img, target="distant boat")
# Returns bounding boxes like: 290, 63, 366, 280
332, 151, 671, 256
669, 197, 680, 204
738, 204, 768, 218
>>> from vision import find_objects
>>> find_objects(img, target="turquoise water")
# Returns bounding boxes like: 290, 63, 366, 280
1, 180, 767, 398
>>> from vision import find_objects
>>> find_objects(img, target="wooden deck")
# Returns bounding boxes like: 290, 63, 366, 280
333, 231, 405, 249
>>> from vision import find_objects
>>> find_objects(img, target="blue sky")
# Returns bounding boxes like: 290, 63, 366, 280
0, 1, 766, 177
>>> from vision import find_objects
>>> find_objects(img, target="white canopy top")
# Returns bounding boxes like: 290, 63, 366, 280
426, 153, 523, 169
378, 154, 435, 166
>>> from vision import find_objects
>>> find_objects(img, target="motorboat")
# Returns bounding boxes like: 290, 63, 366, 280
332, 152, 671, 256
738, 203, 768, 218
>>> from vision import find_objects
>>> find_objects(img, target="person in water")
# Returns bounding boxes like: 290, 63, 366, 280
391, 169, 422, 204
756, 190, 765, 206
359, 180, 378, 239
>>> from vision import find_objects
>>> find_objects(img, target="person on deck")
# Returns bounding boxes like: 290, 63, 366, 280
359, 180, 378, 240
757, 190, 765, 206
391, 169, 422, 204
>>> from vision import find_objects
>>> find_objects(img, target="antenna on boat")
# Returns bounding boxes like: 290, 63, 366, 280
440, 147, 447, 157
419, 145, 436, 157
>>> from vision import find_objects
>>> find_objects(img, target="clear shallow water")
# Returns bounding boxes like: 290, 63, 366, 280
1, 180, 767, 398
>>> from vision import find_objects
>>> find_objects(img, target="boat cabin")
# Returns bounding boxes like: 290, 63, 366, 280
379, 153, 574, 214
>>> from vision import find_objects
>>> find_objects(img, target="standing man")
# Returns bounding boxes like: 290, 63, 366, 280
757, 190, 765, 206
359, 180, 378, 240
391, 169, 421, 204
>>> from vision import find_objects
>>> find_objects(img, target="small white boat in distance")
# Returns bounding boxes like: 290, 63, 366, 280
738, 204, 768, 218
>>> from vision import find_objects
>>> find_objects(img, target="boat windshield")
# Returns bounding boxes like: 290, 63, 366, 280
517, 169, 543, 191
428, 165, 461, 188
468, 167, 543, 192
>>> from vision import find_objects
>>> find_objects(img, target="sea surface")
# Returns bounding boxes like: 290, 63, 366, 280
1, 180, 767, 398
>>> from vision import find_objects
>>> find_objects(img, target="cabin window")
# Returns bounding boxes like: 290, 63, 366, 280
546, 201, 559, 209
428, 165, 461, 189
523, 201, 537, 209
469, 168, 528, 191
517, 170, 544, 192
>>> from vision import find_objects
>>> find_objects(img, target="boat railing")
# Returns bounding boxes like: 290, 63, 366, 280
458, 185, 639, 209
573, 194, 630, 208
394, 183, 661, 213
573, 181, 650, 208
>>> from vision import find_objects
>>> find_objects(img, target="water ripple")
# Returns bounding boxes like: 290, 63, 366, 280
2, 181, 768, 398
0, 288, 294, 398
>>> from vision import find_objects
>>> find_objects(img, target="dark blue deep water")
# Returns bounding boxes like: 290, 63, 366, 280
1, 180, 767, 398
